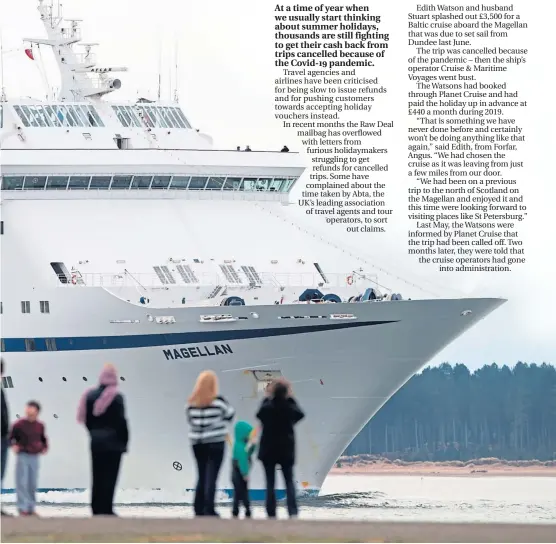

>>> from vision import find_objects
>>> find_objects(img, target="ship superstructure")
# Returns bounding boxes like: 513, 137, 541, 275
0, 1, 505, 498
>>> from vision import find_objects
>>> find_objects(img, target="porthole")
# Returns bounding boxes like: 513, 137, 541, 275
53, 414, 58, 419
62, 377, 67, 382
120, 376, 125, 381
16, 414, 20, 419
38, 377, 43, 382
82, 377, 88, 381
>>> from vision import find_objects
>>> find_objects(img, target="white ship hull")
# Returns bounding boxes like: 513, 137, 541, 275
1, 291, 503, 498
0, 1, 505, 501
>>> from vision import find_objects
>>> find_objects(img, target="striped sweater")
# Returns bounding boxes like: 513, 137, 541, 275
186, 396, 235, 444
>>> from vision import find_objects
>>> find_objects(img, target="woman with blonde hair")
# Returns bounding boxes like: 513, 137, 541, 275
186, 370, 235, 516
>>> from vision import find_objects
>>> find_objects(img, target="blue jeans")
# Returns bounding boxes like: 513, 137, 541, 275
16, 453, 39, 513
1, 437, 8, 489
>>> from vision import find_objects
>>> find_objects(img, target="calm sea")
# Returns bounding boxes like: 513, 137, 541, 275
2, 475, 555, 522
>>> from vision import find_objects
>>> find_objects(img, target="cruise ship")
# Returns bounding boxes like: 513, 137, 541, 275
0, 1, 505, 499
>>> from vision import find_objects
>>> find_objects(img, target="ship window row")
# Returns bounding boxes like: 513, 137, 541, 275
13, 104, 105, 128
154, 263, 262, 286
112, 105, 191, 129
1, 175, 297, 192
20, 301, 50, 314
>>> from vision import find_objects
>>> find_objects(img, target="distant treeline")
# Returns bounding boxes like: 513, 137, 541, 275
346, 362, 556, 461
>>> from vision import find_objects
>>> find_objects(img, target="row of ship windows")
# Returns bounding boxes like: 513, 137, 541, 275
1, 376, 126, 388
13, 104, 104, 128
1, 175, 297, 192
153, 264, 262, 285
112, 105, 191, 129
0, 301, 50, 314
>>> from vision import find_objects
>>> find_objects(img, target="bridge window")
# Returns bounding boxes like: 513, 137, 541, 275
111, 175, 132, 189
269, 178, 284, 192
280, 178, 296, 192
131, 175, 152, 189
21, 301, 31, 314
90, 176, 111, 190
1, 376, 14, 388
45, 338, 57, 351
188, 176, 208, 190
2, 176, 24, 190
242, 178, 258, 191
68, 176, 90, 189
13, 104, 104, 128
40, 301, 50, 314
222, 177, 242, 190
46, 176, 69, 190
256, 178, 272, 191
169, 176, 189, 189
135, 105, 191, 129
87, 106, 104, 127
25, 339, 36, 352
176, 264, 199, 284
152, 175, 172, 189
206, 176, 225, 190
2, 174, 299, 193
112, 105, 141, 128
13, 106, 30, 127
24, 176, 47, 190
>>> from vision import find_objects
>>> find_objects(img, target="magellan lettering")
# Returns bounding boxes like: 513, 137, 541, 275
164, 344, 233, 360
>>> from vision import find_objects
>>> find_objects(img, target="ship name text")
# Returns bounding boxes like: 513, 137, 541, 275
163, 344, 233, 360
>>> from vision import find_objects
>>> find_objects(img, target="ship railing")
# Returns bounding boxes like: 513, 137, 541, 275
74, 51, 97, 66
55, 271, 379, 290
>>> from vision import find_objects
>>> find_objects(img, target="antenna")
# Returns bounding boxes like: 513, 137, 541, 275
157, 40, 162, 101
173, 38, 179, 103
0, 28, 6, 102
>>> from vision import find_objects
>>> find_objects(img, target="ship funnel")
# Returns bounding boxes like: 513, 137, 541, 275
108, 78, 122, 90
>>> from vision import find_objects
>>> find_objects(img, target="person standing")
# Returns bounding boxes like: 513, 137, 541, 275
77, 364, 128, 516
231, 420, 257, 518
186, 370, 235, 517
1, 358, 12, 516
10, 401, 48, 516
257, 379, 304, 519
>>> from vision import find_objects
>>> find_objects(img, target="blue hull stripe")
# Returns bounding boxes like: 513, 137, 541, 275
0, 487, 318, 501
1, 320, 397, 353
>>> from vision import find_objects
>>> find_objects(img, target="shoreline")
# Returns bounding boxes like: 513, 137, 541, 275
330, 459, 556, 477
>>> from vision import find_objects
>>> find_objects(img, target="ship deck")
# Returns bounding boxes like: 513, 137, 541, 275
2, 517, 555, 543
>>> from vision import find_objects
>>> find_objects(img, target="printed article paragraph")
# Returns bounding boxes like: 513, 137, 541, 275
407, 3, 528, 272
274, 3, 393, 235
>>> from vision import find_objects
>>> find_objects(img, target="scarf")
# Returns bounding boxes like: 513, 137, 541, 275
77, 365, 119, 423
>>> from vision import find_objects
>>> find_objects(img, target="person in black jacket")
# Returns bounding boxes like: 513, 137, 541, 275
1, 358, 11, 516
256, 379, 304, 518
77, 364, 128, 516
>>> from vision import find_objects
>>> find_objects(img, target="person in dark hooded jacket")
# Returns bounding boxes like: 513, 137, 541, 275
77, 364, 128, 516
1, 358, 12, 516
256, 379, 304, 518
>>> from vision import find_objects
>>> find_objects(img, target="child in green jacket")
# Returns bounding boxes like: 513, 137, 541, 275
231, 421, 257, 518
